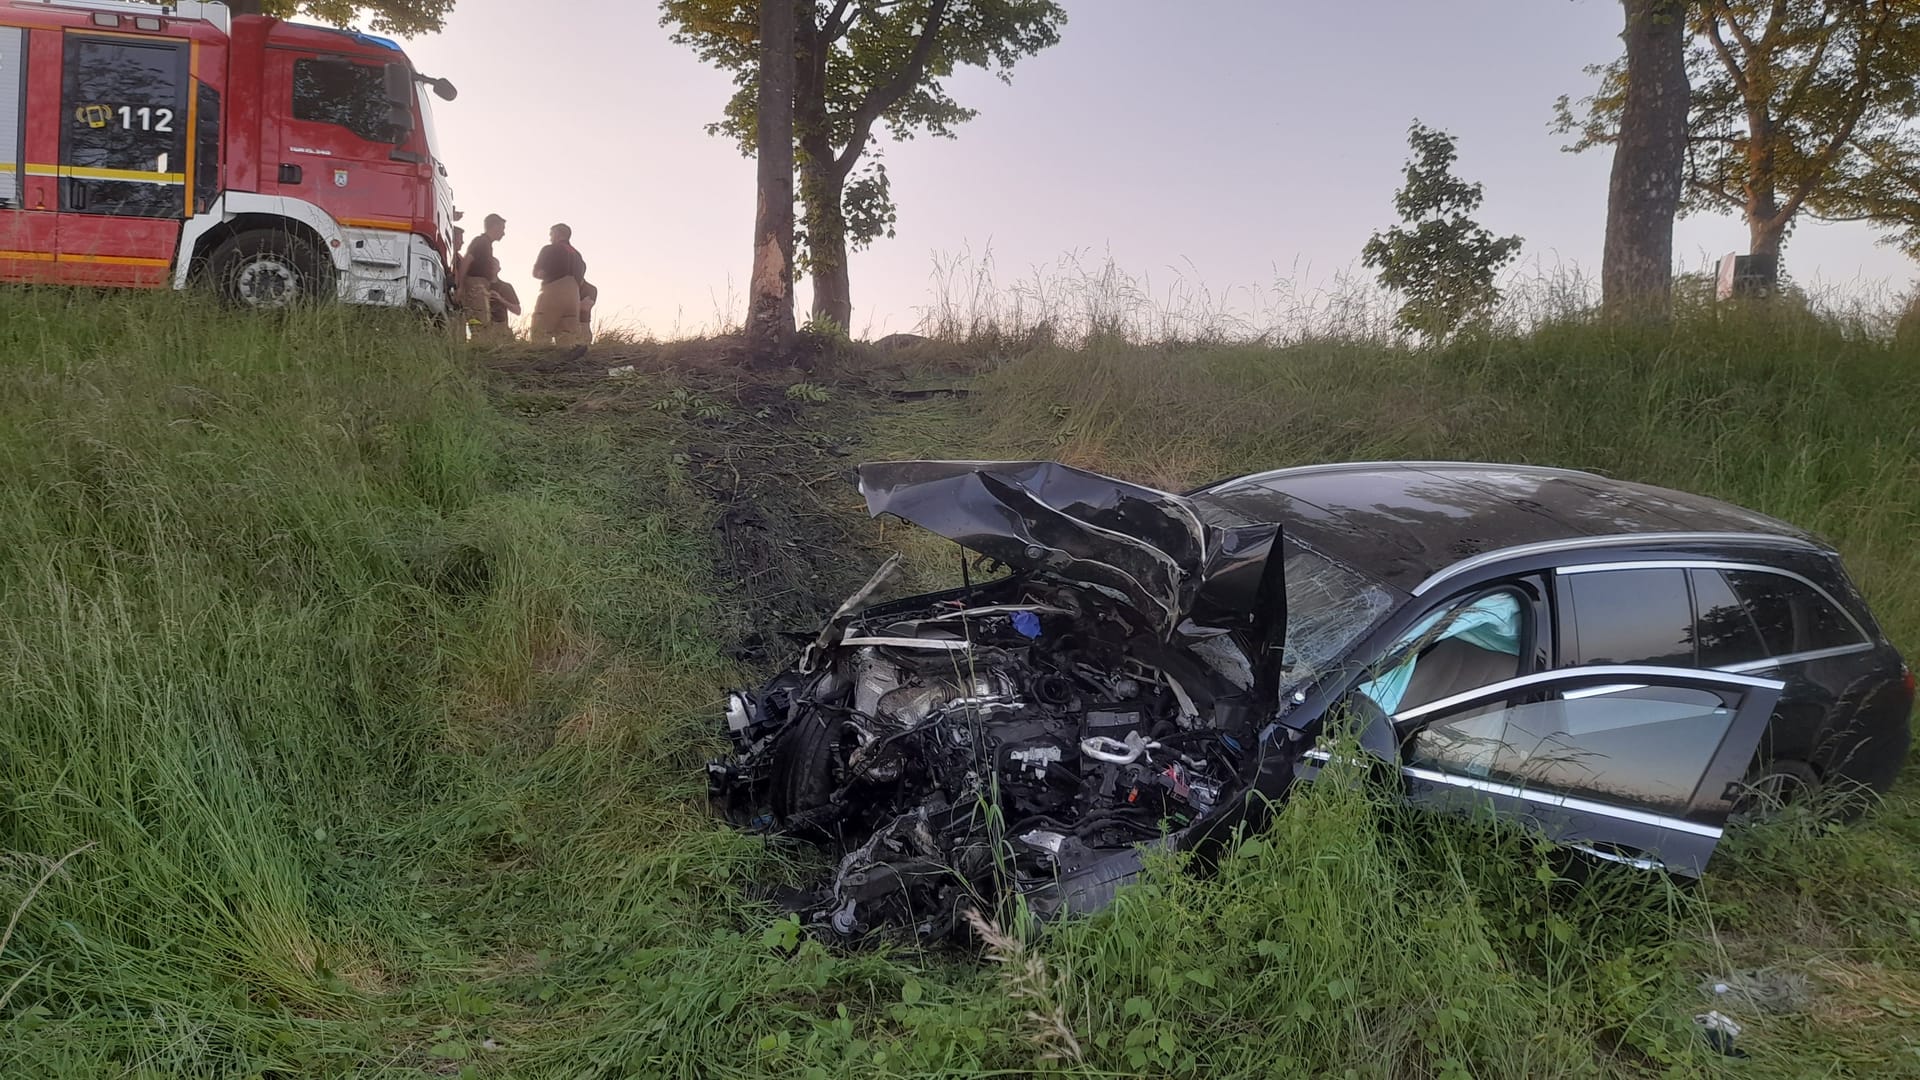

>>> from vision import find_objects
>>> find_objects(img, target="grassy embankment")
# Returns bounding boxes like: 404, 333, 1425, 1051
1, 285, 1915, 1078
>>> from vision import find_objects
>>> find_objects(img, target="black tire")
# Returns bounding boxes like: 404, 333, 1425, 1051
768, 713, 849, 833
206, 230, 334, 310
1730, 757, 1821, 822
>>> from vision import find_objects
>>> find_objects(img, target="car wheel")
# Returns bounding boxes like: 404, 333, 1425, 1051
208, 230, 334, 309
768, 713, 850, 835
1731, 757, 1820, 821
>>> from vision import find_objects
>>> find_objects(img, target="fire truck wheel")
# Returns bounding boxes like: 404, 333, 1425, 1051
208, 231, 335, 310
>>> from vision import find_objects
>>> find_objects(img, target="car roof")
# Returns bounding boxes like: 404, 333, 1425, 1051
1189, 461, 1821, 594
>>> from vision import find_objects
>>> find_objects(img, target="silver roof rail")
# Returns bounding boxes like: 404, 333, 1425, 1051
1207, 460, 1610, 492
1411, 531, 1827, 596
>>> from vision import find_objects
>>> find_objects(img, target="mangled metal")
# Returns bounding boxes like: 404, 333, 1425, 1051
856, 460, 1285, 645
709, 461, 1287, 944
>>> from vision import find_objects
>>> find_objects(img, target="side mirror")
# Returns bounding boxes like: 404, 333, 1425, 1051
430, 77, 457, 102
383, 62, 413, 104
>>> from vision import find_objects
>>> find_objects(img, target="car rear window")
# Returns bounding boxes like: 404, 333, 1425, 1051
1721, 569, 1865, 657
1688, 568, 1769, 667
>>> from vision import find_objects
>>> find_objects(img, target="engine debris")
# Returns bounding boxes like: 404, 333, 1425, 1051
709, 460, 1286, 944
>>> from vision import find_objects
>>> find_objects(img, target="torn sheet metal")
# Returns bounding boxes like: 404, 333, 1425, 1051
857, 461, 1282, 644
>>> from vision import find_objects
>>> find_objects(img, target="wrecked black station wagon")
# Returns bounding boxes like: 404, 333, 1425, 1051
709, 460, 1915, 943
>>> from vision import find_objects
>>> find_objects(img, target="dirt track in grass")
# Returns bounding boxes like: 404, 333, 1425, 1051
480, 340, 971, 672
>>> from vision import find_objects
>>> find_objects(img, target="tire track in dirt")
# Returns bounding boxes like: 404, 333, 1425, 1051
676, 380, 896, 668
482, 343, 949, 672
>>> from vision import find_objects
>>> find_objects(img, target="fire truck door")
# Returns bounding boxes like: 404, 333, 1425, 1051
55, 33, 189, 286
0, 25, 52, 282
264, 50, 421, 234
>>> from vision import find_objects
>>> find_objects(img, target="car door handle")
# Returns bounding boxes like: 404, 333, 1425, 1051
68, 179, 87, 210
279, 163, 303, 185
1568, 843, 1664, 872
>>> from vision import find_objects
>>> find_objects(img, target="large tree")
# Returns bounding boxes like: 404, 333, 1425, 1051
663, 0, 1065, 330
747, 0, 798, 351
1559, 1, 1920, 262
214, 0, 452, 35
1602, 0, 1690, 320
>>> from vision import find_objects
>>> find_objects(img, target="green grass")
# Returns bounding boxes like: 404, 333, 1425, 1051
1, 287, 1915, 1077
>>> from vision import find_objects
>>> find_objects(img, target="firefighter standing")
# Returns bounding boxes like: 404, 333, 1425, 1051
456, 214, 507, 340
529, 224, 588, 347
578, 279, 598, 345
490, 280, 523, 337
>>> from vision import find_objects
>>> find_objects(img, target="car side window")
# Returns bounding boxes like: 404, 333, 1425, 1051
1722, 570, 1865, 657
1688, 569, 1769, 667
1407, 685, 1737, 814
1561, 568, 1693, 667
1354, 589, 1526, 715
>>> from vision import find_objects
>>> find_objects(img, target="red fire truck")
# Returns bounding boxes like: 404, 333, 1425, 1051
0, 0, 457, 311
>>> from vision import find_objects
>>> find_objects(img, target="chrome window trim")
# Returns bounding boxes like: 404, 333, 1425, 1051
1401, 765, 1724, 839
1717, 642, 1876, 673
1411, 533, 1822, 597
1562, 683, 1650, 700
1390, 664, 1784, 726
1553, 558, 1871, 644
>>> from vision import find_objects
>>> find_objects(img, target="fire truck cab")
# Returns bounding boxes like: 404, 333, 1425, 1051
0, 0, 456, 312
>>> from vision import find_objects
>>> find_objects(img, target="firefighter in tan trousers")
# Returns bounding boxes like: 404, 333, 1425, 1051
529, 223, 588, 347
455, 213, 507, 341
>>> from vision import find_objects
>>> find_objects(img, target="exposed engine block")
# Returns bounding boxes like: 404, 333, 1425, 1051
710, 578, 1243, 943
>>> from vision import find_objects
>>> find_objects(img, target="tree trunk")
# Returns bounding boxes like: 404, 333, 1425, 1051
1601, 0, 1688, 321
1748, 214, 1786, 259
792, 17, 850, 332
1741, 93, 1785, 259
803, 165, 852, 330
746, 0, 797, 354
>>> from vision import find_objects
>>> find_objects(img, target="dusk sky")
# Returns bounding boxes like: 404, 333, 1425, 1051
402, 0, 1918, 338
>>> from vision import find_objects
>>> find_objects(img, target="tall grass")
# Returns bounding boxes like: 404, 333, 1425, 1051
914, 247, 1917, 351
0, 288, 585, 1073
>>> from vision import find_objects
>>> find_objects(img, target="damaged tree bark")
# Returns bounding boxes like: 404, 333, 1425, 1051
746, 0, 797, 354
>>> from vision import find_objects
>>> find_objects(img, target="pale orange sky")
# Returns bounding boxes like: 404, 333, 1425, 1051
398, 0, 1917, 339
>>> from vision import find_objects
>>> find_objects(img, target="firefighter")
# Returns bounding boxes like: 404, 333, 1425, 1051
455, 214, 506, 340
489, 280, 523, 338
578, 279, 598, 345
529, 223, 587, 347
446, 221, 467, 341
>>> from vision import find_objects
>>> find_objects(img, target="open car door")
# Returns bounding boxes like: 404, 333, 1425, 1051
1383, 666, 1784, 876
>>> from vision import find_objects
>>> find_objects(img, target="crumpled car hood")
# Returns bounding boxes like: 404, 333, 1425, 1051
858, 460, 1283, 644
